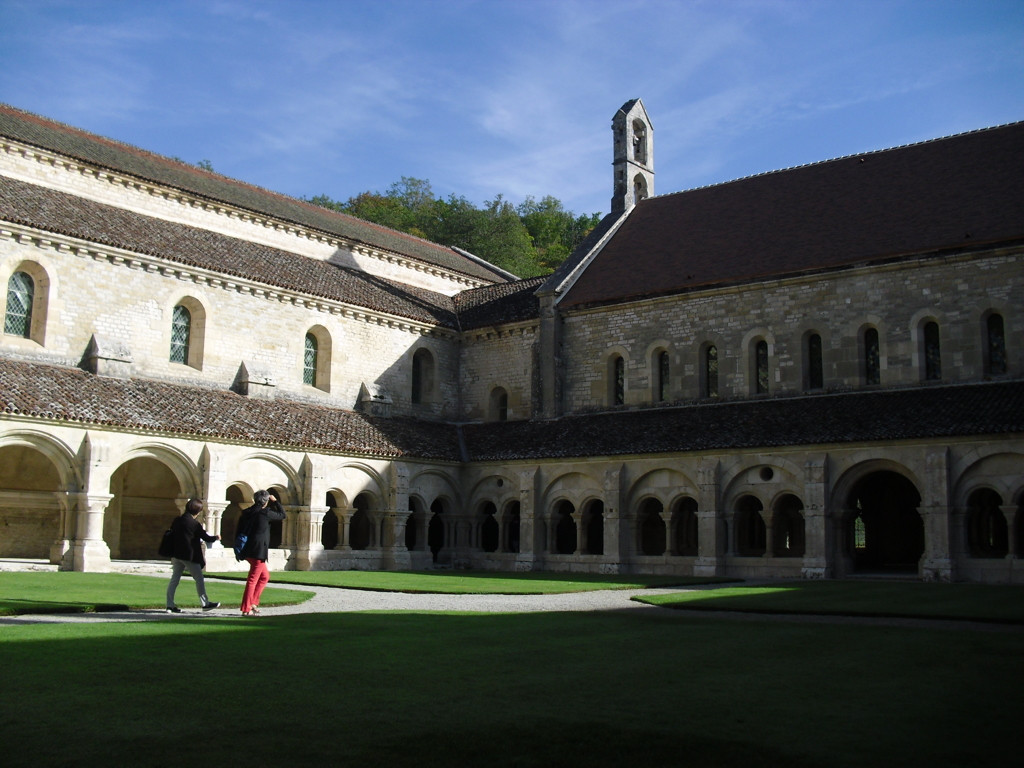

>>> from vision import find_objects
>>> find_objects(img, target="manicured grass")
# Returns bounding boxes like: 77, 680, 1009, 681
1, 610, 1020, 768
0, 572, 313, 615
207, 569, 738, 594
633, 579, 1024, 623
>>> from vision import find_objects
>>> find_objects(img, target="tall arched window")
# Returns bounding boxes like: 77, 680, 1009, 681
4, 271, 34, 338
924, 321, 941, 381
632, 120, 647, 164
754, 340, 769, 394
703, 345, 719, 398
633, 174, 648, 203
490, 387, 509, 421
412, 348, 434, 404
303, 333, 318, 386
656, 350, 670, 402
170, 305, 191, 364
806, 333, 823, 390
986, 313, 1006, 375
611, 355, 625, 405
864, 328, 880, 385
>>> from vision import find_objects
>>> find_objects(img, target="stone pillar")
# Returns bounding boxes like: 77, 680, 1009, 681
516, 468, 538, 570
801, 456, 830, 578
694, 459, 725, 576
337, 507, 354, 551
383, 510, 413, 569
572, 511, 584, 554
664, 510, 677, 556
602, 466, 624, 573
204, 501, 228, 548
537, 291, 563, 419
72, 493, 113, 572
294, 505, 328, 570
921, 448, 954, 582
1001, 505, 1018, 559
763, 514, 774, 560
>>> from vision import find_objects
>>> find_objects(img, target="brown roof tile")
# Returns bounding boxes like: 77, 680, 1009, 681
564, 122, 1024, 307
0, 357, 460, 461
0, 103, 507, 283
453, 276, 545, 330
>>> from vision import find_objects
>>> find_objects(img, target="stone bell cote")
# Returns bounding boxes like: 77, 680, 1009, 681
611, 98, 654, 213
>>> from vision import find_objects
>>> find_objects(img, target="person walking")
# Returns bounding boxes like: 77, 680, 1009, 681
166, 498, 221, 613
237, 489, 286, 616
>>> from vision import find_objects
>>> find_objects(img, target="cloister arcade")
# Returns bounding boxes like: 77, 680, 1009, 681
0, 426, 1021, 582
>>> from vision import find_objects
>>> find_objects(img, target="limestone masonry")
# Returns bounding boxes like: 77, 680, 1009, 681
1, 99, 1021, 582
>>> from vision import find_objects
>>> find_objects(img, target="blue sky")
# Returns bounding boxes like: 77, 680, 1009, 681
1, 0, 1022, 217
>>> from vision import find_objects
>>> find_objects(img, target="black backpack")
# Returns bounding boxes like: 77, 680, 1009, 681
158, 519, 177, 558
233, 513, 254, 561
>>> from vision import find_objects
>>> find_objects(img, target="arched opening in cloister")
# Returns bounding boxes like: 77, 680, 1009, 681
480, 501, 499, 552
735, 495, 766, 556
966, 488, 1008, 558
0, 445, 63, 559
322, 492, 340, 550
503, 501, 521, 554
554, 500, 577, 554
674, 497, 699, 556
267, 485, 288, 549
405, 497, 421, 550
639, 498, 666, 556
349, 493, 372, 551
222, 485, 252, 544
427, 498, 446, 561
106, 457, 181, 560
584, 500, 604, 555
846, 470, 923, 573
773, 495, 806, 557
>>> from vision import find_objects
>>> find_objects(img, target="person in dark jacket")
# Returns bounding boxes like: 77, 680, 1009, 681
165, 498, 221, 613
238, 489, 286, 616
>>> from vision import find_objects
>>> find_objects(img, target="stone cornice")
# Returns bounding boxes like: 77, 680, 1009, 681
0, 221, 458, 339
0, 137, 491, 291
461, 321, 539, 345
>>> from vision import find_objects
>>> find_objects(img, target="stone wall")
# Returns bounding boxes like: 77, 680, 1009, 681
458, 322, 538, 420
559, 248, 1023, 412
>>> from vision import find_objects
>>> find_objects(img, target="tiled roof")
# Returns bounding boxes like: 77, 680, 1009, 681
564, 121, 1024, 307
538, 212, 621, 295
460, 381, 1024, 461
0, 175, 459, 328
453, 276, 546, 330
0, 103, 507, 283
0, 357, 461, 461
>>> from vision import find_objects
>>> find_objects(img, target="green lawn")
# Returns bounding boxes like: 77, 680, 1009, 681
207, 569, 738, 594
634, 580, 1024, 623
0, 572, 313, 615
1, 610, 1020, 768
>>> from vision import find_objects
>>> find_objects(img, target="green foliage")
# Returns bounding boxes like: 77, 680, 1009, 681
305, 179, 603, 278
195, 159, 215, 172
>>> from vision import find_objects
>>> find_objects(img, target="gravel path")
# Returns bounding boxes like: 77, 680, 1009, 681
3, 577, 1021, 633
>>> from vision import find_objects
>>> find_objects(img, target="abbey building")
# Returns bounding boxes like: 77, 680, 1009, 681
1, 99, 1022, 582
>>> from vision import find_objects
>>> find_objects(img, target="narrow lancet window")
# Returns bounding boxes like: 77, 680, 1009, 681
498, 391, 508, 421
4, 271, 33, 338
613, 356, 625, 405
657, 351, 669, 402
170, 305, 191, 364
924, 321, 941, 381
807, 333, 823, 390
755, 340, 768, 394
987, 313, 1006, 375
705, 345, 718, 398
303, 333, 318, 386
864, 328, 880, 385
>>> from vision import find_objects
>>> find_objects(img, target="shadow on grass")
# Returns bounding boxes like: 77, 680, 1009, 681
633, 580, 1024, 623
0, 598, 130, 615
1, 610, 1020, 768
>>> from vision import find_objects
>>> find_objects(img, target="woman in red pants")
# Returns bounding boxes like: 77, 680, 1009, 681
237, 489, 286, 616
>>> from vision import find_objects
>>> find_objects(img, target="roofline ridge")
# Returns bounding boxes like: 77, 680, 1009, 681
0, 102, 496, 282
649, 119, 1024, 201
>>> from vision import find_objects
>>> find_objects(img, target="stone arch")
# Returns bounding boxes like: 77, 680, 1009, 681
411, 345, 437, 405
542, 471, 603, 511
166, 293, 209, 371
349, 491, 374, 551
236, 452, 301, 500
106, 454, 184, 560
638, 497, 666, 556
410, 468, 463, 513
952, 449, 1024, 506
2, 257, 54, 346
478, 499, 500, 552
222, 483, 255, 545
552, 498, 577, 555
720, 456, 803, 509
627, 467, 697, 511
673, 496, 699, 556
0, 430, 80, 492
114, 443, 202, 499
0, 432, 72, 559
734, 495, 766, 556
581, 497, 604, 555
303, 324, 333, 392
633, 173, 649, 203
332, 462, 389, 510
488, 384, 510, 421
772, 494, 806, 557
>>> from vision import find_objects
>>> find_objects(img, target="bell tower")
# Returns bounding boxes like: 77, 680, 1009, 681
611, 98, 654, 213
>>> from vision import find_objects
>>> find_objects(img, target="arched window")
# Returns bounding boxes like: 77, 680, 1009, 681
864, 328, 880, 385
703, 345, 719, 398
754, 339, 769, 394
490, 387, 509, 421
170, 305, 191, 364
608, 354, 625, 406
656, 350, 670, 402
4, 271, 34, 338
967, 489, 1008, 558
303, 333, 318, 386
924, 321, 941, 381
632, 119, 647, 164
806, 333, 824, 390
633, 174, 648, 203
412, 348, 434, 404
986, 313, 1007, 375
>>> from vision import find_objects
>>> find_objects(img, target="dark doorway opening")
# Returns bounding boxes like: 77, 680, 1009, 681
428, 499, 445, 562
554, 500, 577, 554
675, 497, 699, 556
736, 496, 766, 556
481, 501, 499, 552
585, 500, 604, 555
847, 470, 923, 573
505, 501, 521, 554
321, 494, 339, 550
640, 498, 666, 555
349, 493, 371, 551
